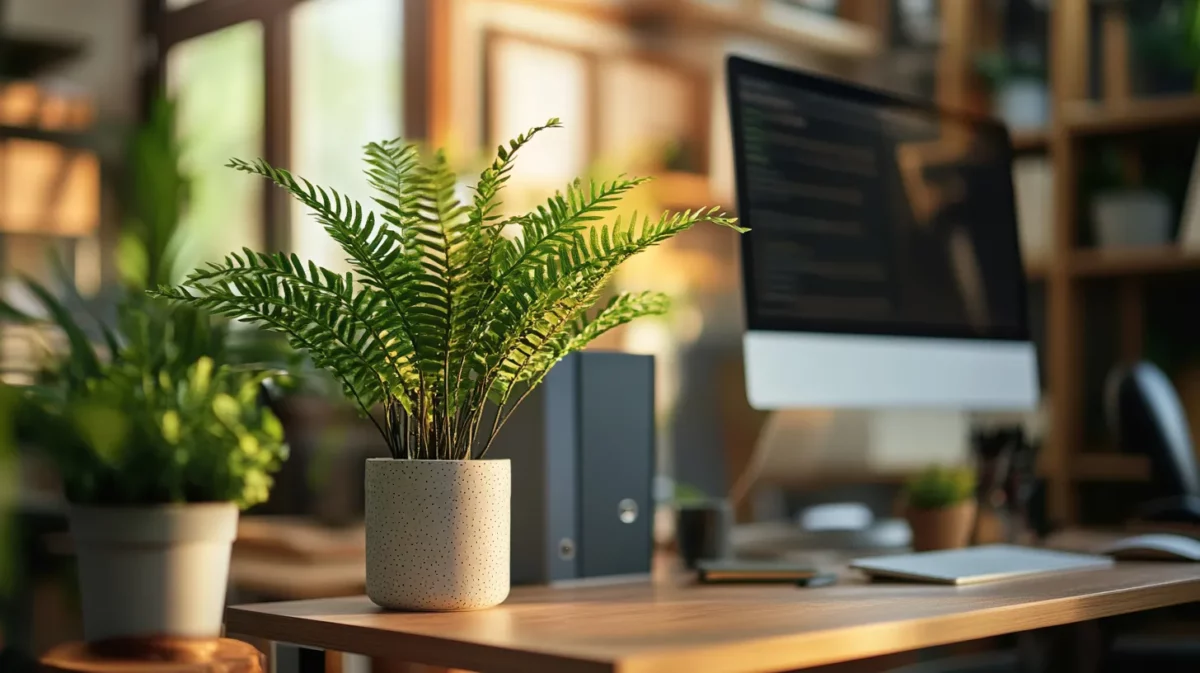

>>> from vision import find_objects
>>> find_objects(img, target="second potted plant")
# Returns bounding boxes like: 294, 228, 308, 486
1, 95, 291, 644
157, 119, 744, 610
9, 294, 287, 642
903, 465, 978, 553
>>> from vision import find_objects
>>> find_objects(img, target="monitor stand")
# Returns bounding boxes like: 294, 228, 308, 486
753, 408, 970, 478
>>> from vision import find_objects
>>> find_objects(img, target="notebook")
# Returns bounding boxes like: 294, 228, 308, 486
696, 559, 821, 583
850, 545, 1114, 585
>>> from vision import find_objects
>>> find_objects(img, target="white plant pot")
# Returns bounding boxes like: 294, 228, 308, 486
365, 458, 510, 611
1091, 190, 1173, 249
69, 502, 238, 642
995, 78, 1049, 132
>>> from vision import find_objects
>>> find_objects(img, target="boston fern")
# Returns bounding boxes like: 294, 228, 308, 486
155, 119, 744, 460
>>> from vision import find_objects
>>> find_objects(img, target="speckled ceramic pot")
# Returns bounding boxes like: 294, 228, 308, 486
365, 458, 510, 611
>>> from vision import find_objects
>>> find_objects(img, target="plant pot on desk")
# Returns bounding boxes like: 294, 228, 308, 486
365, 458, 510, 611
69, 503, 239, 642
1091, 189, 1173, 248
905, 500, 977, 552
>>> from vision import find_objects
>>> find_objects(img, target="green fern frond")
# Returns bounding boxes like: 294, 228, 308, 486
161, 120, 744, 459
542, 290, 670, 368
472, 118, 561, 230
495, 290, 670, 401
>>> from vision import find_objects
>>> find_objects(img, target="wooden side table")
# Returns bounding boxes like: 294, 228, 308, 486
40, 638, 264, 673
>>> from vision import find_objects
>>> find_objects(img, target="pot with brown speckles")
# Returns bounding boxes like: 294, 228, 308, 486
365, 458, 511, 611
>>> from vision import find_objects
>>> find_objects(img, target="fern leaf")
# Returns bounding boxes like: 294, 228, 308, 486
482, 207, 738, 403
529, 291, 670, 376
179, 249, 419, 400
471, 118, 560, 230
490, 176, 649, 280
153, 281, 390, 414
412, 151, 472, 444
226, 159, 429, 378
446, 119, 560, 406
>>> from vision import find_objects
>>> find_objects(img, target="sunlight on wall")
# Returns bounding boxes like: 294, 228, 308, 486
291, 0, 403, 272
168, 21, 264, 267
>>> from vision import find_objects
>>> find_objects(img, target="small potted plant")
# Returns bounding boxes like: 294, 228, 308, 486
1, 95, 291, 645
5, 291, 287, 643
903, 465, 977, 552
156, 119, 744, 611
1130, 0, 1200, 95
975, 47, 1049, 132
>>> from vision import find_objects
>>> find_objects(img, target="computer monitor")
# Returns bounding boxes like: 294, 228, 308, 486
728, 56, 1038, 411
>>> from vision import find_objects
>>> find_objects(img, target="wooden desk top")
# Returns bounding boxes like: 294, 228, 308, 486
226, 563, 1200, 673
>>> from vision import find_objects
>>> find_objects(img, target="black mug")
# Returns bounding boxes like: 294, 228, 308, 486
676, 499, 733, 568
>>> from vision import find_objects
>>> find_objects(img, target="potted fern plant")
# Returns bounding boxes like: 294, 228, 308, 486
156, 119, 743, 611
903, 465, 978, 552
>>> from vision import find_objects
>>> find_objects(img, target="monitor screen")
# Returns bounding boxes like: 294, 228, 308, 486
729, 57, 1028, 343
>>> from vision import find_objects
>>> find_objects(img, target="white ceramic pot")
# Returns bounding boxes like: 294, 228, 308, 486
69, 502, 238, 642
365, 458, 510, 611
1092, 190, 1173, 248
995, 78, 1050, 132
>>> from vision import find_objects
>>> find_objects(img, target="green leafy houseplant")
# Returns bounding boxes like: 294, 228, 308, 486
6, 289, 287, 509
1132, 0, 1200, 91
974, 51, 1046, 89
2, 94, 292, 508
156, 119, 744, 461
905, 465, 976, 511
0, 94, 291, 642
2, 289, 289, 638
118, 95, 191, 291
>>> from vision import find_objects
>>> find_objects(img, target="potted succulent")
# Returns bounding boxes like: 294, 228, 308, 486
903, 465, 977, 552
156, 119, 743, 611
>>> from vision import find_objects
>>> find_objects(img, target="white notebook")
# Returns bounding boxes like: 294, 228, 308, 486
850, 545, 1114, 585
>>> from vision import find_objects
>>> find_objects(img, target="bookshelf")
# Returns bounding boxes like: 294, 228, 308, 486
1065, 95, 1200, 136
950, 3, 1200, 523
1043, 3, 1200, 521
1069, 246, 1200, 278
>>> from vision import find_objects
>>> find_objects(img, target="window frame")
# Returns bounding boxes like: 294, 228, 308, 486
139, 0, 439, 254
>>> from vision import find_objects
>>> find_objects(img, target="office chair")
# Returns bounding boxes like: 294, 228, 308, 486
1106, 362, 1200, 525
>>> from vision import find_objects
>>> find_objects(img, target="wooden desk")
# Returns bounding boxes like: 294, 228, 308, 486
226, 563, 1200, 673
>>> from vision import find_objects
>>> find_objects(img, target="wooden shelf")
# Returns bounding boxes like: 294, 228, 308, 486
0, 33, 85, 79
1068, 246, 1200, 277
1065, 95, 1200, 137
627, 0, 879, 60
0, 124, 95, 149
1011, 130, 1050, 152
1072, 453, 1150, 482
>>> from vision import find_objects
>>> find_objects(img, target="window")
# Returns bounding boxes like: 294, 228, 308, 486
150, 0, 417, 266
167, 21, 264, 268
291, 0, 402, 272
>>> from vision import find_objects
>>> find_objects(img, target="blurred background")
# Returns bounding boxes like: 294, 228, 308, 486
5, 0, 1200, 661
